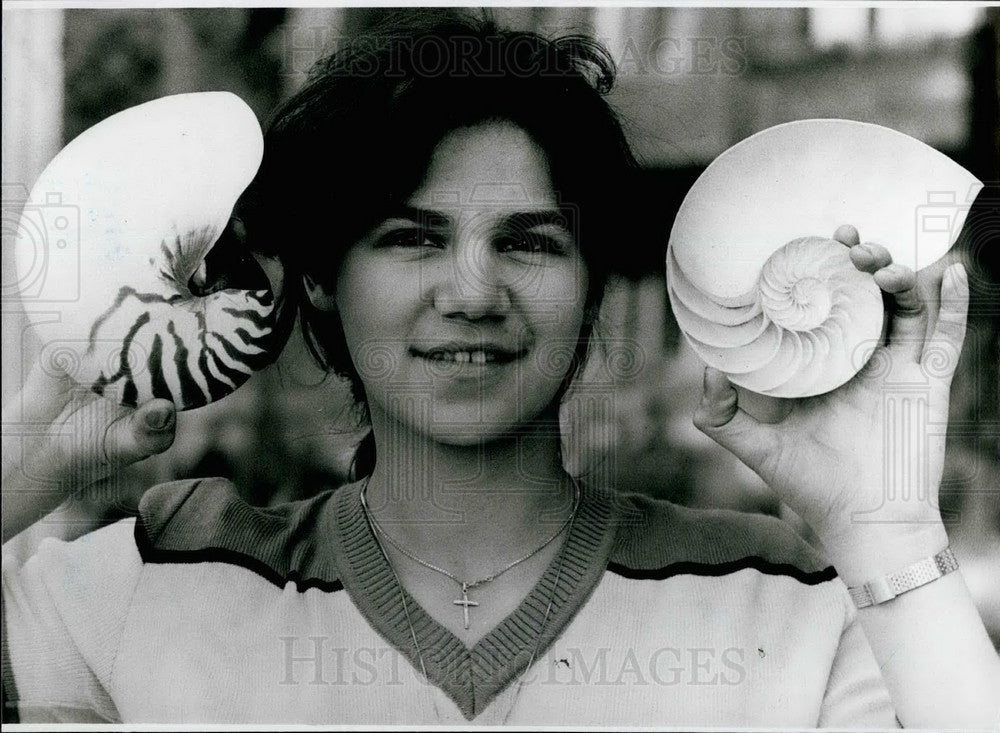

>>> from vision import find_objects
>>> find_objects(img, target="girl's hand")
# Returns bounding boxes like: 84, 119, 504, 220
693, 225, 968, 579
2, 357, 176, 541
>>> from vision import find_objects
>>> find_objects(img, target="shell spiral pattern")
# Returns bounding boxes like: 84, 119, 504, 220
85, 241, 277, 408
665, 119, 982, 399
13, 92, 276, 409
667, 236, 884, 398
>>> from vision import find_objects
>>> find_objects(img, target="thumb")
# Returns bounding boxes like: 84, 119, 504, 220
103, 399, 176, 468
693, 368, 778, 472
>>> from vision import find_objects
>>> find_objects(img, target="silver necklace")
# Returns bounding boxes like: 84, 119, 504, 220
359, 477, 581, 723
359, 477, 581, 629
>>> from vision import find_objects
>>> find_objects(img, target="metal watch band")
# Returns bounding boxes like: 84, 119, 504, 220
848, 547, 958, 609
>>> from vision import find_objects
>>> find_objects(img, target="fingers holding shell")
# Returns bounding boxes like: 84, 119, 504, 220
874, 261, 927, 364
849, 242, 894, 274
102, 399, 176, 469
839, 227, 926, 364
833, 224, 860, 247
922, 263, 969, 386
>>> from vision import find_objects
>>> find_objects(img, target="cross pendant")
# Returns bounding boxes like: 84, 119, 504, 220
453, 582, 479, 630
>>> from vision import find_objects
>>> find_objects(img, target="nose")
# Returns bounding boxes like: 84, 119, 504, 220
430, 230, 511, 321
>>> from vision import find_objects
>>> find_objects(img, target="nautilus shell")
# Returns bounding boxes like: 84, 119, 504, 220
667, 119, 982, 398
13, 92, 283, 409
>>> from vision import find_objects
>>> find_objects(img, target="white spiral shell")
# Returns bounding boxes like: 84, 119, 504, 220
667, 119, 982, 398
669, 236, 882, 397
13, 92, 275, 409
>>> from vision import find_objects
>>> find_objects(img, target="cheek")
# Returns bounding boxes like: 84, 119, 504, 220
516, 262, 589, 395
335, 258, 420, 378
519, 261, 588, 332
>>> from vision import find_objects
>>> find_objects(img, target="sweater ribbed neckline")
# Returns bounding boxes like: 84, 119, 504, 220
329, 478, 617, 720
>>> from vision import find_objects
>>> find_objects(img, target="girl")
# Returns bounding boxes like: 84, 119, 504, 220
3, 12, 998, 726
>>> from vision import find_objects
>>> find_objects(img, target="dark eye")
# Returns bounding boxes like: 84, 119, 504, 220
497, 232, 565, 255
376, 227, 442, 249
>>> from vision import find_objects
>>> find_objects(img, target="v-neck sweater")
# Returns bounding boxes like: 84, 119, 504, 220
3, 476, 897, 726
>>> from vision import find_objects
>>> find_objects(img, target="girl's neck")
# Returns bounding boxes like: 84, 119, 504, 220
361, 405, 576, 578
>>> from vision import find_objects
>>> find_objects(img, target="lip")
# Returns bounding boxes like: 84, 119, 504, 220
409, 341, 528, 365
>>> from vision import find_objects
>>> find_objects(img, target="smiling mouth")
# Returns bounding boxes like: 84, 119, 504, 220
410, 345, 527, 365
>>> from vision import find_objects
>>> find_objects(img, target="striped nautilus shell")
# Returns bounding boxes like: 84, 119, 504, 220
667, 119, 982, 398
13, 92, 283, 409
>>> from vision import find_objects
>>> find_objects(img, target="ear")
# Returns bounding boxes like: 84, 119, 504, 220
303, 273, 338, 312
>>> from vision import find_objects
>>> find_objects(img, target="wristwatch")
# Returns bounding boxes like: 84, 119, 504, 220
848, 547, 959, 609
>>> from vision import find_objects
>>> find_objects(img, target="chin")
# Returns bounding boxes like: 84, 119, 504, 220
425, 398, 562, 446
367, 380, 567, 446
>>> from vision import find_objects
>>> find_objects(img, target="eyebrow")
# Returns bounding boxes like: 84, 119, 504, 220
384, 205, 572, 231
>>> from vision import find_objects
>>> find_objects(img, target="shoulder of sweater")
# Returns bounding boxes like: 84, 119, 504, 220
608, 491, 835, 584
2, 518, 145, 694
135, 477, 343, 592
4, 517, 141, 578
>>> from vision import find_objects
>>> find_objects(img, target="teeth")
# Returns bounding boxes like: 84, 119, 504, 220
424, 349, 497, 364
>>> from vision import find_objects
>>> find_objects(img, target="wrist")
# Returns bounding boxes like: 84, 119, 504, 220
819, 519, 949, 587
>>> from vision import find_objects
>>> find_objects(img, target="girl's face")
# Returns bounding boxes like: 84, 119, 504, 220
317, 122, 589, 445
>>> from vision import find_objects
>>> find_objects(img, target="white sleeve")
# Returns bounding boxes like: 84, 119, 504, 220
2, 519, 141, 723
817, 586, 900, 728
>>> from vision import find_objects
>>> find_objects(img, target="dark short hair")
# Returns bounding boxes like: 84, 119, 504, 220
242, 10, 639, 466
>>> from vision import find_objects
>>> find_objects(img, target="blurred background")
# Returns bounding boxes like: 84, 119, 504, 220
2, 6, 998, 642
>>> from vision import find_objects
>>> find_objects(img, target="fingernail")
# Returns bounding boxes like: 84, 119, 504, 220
145, 405, 173, 430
